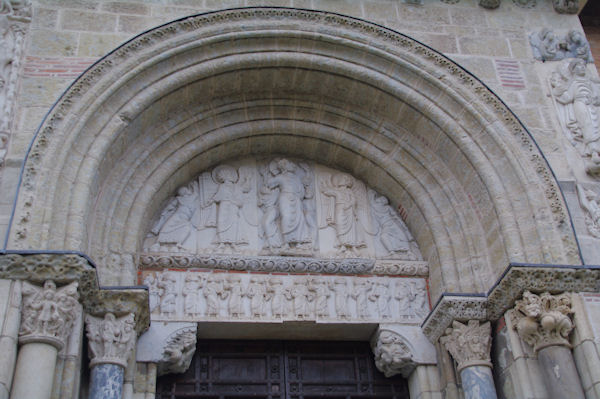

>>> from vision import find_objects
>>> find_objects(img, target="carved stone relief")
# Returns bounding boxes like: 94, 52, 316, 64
511, 291, 574, 352
530, 30, 593, 62
19, 280, 79, 348
550, 59, 600, 175
142, 270, 429, 324
577, 184, 600, 238
371, 330, 415, 378
0, 0, 30, 155
144, 158, 421, 262
552, 0, 579, 14
85, 313, 136, 368
158, 327, 197, 376
439, 320, 492, 372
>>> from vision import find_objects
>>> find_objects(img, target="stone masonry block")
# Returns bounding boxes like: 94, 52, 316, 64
29, 30, 78, 57
61, 10, 117, 32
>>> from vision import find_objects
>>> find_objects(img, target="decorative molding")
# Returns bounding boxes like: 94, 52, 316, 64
511, 291, 574, 352
371, 330, 415, 378
86, 313, 136, 368
423, 265, 600, 342
486, 265, 600, 320
19, 280, 79, 349
530, 29, 592, 62
440, 320, 492, 372
139, 253, 428, 277
143, 270, 429, 324
421, 296, 487, 343
11, 8, 578, 266
158, 327, 197, 376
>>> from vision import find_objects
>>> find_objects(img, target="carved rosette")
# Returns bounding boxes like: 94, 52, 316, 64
371, 330, 415, 378
158, 328, 197, 376
85, 313, 136, 368
19, 280, 79, 349
439, 320, 492, 372
511, 291, 573, 352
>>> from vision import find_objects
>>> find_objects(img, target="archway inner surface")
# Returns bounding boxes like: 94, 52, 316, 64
7, 8, 579, 301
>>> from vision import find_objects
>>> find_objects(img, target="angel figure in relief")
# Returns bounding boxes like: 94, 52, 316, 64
320, 172, 368, 257
368, 189, 418, 260
577, 184, 600, 238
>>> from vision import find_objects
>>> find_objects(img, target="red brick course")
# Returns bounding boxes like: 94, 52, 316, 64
23, 56, 98, 78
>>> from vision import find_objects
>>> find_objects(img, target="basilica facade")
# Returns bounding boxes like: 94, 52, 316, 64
0, 0, 599, 398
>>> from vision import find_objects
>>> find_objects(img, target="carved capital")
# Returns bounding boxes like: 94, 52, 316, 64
85, 313, 136, 368
19, 280, 79, 349
552, 0, 579, 14
371, 330, 415, 378
158, 327, 197, 376
511, 291, 573, 352
440, 320, 492, 372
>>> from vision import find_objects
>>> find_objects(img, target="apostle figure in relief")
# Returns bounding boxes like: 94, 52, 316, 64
551, 59, 600, 174
320, 173, 367, 257
351, 279, 372, 319
369, 280, 391, 319
286, 278, 314, 319
369, 190, 418, 260
143, 273, 161, 313
246, 277, 267, 317
332, 278, 350, 318
211, 165, 253, 252
309, 278, 331, 318
158, 273, 178, 317
259, 158, 316, 253
224, 274, 244, 318
183, 273, 203, 317
203, 275, 224, 317
267, 277, 286, 318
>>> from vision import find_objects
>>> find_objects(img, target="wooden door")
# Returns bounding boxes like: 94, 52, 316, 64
156, 340, 409, 399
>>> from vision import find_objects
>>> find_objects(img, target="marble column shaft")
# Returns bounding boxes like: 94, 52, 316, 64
460, 365, 497, 399
89, 364, 125, 399
537, 345, 585, 399
10, 342, 58, 399
0, 280, 21, 399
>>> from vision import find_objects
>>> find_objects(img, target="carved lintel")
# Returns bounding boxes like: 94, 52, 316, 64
371, 330, 415, 378
511, 291, 574, 352
19, 280, 79, 349
439, 320, 492, 372
158, 327, 197, 376
422, 296, 487, 343
86, 313, 136, 368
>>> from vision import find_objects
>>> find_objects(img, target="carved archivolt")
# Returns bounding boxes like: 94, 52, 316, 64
143, 270, 429, 323
144, 158, 421, 262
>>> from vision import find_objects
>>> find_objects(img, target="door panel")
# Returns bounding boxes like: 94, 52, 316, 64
157, 340, 409, 399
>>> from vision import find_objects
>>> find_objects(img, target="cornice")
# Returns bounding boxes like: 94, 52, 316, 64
422, 263, 600, 342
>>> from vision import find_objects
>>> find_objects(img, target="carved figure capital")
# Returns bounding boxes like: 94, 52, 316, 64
440, 320, 492, 372
158, 327, 197, 376
19, 280, 79, 349
85, 313, 136, 368
511, 291, 573, 352
371, 330, 415, 378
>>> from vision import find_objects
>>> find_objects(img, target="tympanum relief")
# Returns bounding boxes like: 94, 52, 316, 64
144, 158, 421, 262
550, 59, 600, 175
142, 270, 429, 324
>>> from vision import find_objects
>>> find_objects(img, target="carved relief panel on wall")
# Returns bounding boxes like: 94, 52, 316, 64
142, 270, 429, 324
143, 157, 421, 262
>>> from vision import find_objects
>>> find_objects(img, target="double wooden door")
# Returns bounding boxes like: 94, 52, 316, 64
156, 340, 409, 399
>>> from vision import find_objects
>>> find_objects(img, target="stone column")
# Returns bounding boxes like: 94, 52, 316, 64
512, 291, 585, 399
440, 320, 498, 399
85, 313, 136, 399
10, 280, 79, 399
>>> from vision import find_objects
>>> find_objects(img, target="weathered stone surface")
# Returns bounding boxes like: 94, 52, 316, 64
89, 363, 124, 399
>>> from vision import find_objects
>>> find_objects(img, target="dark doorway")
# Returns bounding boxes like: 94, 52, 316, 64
157, 340, 410, 399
